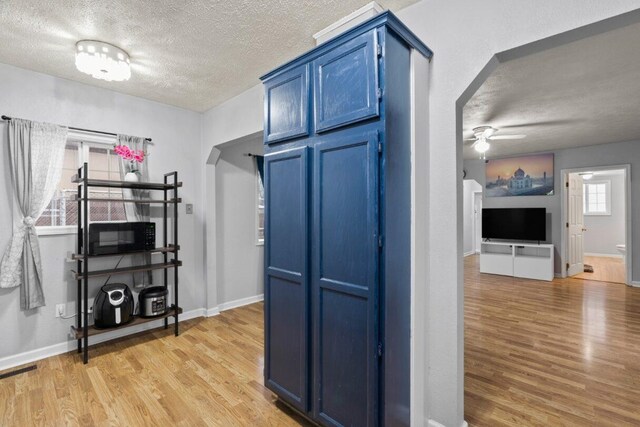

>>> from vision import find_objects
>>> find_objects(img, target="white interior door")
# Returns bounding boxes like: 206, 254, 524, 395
474, 192, 482, 253
567, 173, 585, 276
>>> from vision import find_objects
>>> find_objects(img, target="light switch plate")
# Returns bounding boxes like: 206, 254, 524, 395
186, 204, 193, 214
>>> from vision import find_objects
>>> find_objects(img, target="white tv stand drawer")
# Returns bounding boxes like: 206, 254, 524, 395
480, 241, 554, 282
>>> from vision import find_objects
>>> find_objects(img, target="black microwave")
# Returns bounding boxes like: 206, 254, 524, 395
88, 222, 155, 255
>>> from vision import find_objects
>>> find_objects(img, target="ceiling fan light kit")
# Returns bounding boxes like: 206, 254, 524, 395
466, 125, 527, 157
474, 137, 490, 153
75, 40, 131, 82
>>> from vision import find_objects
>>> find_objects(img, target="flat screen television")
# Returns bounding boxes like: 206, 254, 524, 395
482, 208, 546, 242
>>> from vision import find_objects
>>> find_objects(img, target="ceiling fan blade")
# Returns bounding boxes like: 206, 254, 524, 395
499, 119, 579, 129
489, 134, 526, 140
482, 127, 496, 139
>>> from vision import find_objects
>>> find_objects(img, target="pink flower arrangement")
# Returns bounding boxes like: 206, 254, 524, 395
114, 145, 145, 164
114, 145, 146, 174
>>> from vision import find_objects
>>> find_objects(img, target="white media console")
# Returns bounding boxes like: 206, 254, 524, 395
480, 241, 554, 282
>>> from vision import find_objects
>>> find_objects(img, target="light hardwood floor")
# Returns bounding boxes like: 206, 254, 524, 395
465, 254, 640, 426
0, 303, 311, 427
575, 255, 626, 284
4, 261, 640, 426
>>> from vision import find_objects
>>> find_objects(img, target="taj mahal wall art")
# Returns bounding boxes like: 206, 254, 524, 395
485, 153, 554, 197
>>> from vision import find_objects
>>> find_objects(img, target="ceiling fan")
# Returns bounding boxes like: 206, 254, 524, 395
465, 126, 526, 154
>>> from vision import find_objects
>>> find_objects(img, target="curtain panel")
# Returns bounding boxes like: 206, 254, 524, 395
0, 118, 68, 309
116, 134, 151, 287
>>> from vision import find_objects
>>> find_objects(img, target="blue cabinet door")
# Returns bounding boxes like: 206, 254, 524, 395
264, 64, 310, 143
313, 29, 380, 133
264, 147, 310, 412
312, 129, 380, 426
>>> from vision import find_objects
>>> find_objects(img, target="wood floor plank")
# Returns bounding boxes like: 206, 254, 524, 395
465, 254, 640, 426
0, 305, 311, 427
575, 255, 626, 284
6, 258, 637, 427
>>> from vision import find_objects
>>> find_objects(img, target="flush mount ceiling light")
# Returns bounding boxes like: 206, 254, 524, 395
581, 173, 594, 180
75, 40, 131, 82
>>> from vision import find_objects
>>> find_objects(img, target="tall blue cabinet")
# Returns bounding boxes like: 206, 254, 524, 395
261, 12, 432, 427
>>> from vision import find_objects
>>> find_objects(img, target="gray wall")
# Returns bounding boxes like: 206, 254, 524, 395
464, 139, 638, 279
584, 172, 626, 255
0, 63, 205, 360
215, 137, 264, 305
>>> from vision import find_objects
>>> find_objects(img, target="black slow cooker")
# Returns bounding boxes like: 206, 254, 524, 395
139, 286, 168, 317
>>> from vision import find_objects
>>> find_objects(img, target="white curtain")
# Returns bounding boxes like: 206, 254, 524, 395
117, 134, 151, 287
0, 118, 68, 310
117, 134, 149, 221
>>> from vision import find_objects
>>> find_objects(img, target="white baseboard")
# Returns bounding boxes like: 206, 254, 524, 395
0, 307, 205, 372
630, 281, 640, 288
0, 295, 267, 372
206, 306, 220, 317
428, 420, 468, 427
584, 252, 623, 259
463, 251, 475, 257
218, 294, 264, 312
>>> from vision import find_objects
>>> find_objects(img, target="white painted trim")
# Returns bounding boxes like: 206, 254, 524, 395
313, 2, 384, 42
218, 294, 264, 312
0, 308, 205, 372
630, 281, 640, 288
36, 226, 77, 236
206, 307, 221, 317
584, 252, 623, 259
560, 165, 632, 285
428, 420, 468, 427
410, 49, 430, 427
67, 129, 116, 145
463, 251, 475, 257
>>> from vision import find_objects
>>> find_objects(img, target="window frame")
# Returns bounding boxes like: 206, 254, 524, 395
36, 131, 120, 236
583, 179, 611, 216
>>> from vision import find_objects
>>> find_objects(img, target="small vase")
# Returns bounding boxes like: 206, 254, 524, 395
123, 171, 140, 203
124, 171, 140, 183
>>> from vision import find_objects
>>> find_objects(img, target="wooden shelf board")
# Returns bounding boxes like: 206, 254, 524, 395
72, 176, 181, 190
72, 260, 182, 280
71, 306, 183, 339
71, 245, 179, 260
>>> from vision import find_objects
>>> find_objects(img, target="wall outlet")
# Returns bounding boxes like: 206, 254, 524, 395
55, 303, 66, 318
186, 204, 193, 214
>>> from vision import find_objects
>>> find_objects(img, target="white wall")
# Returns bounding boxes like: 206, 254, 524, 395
584, 172, 626, 255
201, 85, 264, 315
463, 180, 482, 255
215, 137, 264, 306
199, 3, 640, 426
0, 63, 205, 360
396, 3, 640, 426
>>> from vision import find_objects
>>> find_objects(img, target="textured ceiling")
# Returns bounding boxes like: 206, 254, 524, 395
0, 0, 417, 112
463, 20, 640, 160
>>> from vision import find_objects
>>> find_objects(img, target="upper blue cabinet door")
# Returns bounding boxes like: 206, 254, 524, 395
313, 29, 380, 133
264, 64, 310, 144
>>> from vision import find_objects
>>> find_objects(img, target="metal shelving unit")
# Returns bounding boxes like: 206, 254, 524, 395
71, 163, 182, 364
